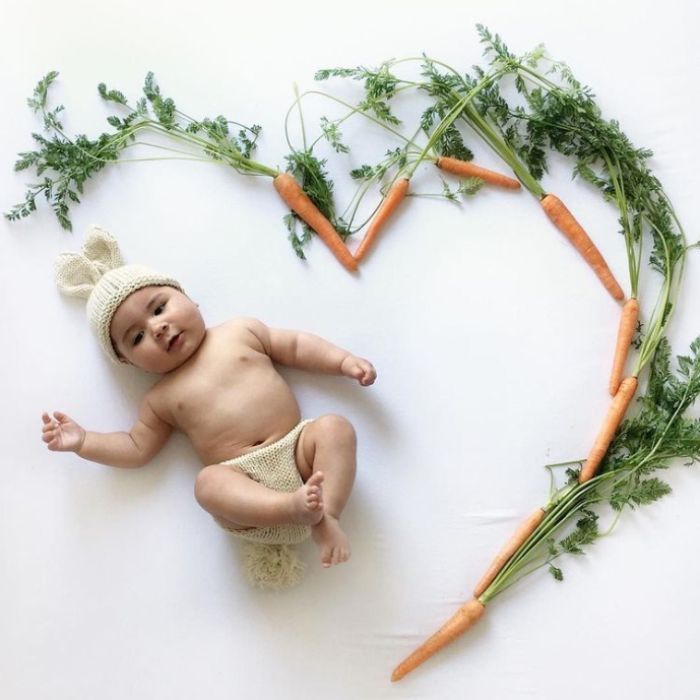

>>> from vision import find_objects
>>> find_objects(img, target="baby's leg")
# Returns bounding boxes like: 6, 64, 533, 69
295, 414, 357, 567
194, 465, 324, 530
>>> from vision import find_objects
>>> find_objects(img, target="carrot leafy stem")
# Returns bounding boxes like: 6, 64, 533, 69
5, 71, 277, 232
482, 335, 700, 601
283, 149, 350, 258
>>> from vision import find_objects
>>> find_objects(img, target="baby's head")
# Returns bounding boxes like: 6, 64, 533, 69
109, 284, 206, 373
56, 226, 206, 373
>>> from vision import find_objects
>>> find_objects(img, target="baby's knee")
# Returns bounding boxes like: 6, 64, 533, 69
194, 465, 221, 509
316, 413, 356, 445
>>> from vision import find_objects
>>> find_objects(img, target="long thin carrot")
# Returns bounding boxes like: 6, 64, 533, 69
609, 298, 640, 396
473, 508, 546, 598
391, 598, 486, 682
354, 177, 410, 262
436, 156, 521, 190
540, 193, 624, 302
579, 375, 638, 483
272, 172, 358, 273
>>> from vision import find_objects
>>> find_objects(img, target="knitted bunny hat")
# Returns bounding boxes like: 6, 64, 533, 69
55, 226, 183, 363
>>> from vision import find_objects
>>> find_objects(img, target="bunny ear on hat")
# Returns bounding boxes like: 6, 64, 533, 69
54, 225, 184, 363
55, 225, 123, 298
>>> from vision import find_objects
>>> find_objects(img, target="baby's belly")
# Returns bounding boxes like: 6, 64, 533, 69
187, 397, 303, 466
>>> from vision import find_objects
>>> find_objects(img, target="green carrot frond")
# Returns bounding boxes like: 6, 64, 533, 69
319, 116, 350, 154
143, 72, 176, 128
97, 82, 128, 105
283, 149, 349, 251
27, 71, 59, 112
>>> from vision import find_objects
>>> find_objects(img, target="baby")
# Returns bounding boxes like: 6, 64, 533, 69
41, 228, 376, 578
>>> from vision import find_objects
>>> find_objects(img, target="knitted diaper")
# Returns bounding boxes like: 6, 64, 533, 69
215, 420, 313, 589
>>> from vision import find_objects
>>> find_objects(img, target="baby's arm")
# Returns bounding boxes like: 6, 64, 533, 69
41, 396, 172, 468
245, 318, 376, 386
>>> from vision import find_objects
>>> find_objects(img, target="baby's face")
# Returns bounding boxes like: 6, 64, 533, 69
110, 286, 206, 373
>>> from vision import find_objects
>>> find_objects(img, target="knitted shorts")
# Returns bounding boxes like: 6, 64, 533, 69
214, 419, 313, 545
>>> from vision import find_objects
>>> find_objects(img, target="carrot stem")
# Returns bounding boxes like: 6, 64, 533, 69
473, 508, 546, 598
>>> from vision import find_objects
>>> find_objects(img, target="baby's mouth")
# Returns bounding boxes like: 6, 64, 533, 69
167, 333, 182, 351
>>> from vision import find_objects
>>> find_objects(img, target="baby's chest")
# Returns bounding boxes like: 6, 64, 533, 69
167, 352, 275, 421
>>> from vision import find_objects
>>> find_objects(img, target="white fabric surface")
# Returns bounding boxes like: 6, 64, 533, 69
2, 1, 699, 698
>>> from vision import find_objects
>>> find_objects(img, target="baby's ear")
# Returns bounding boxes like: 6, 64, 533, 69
112, 344, 130, 365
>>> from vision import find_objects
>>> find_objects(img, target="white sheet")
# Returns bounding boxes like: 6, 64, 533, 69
2, 1, 699, 698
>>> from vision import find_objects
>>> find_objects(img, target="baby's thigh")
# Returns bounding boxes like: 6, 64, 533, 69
294, 415, 356, 482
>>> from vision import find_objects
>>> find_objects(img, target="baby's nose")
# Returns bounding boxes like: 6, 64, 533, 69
152, 320, 168, 338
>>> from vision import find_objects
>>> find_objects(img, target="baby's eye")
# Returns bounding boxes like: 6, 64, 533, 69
154, 302, 166, 316
133, 331, 144, 346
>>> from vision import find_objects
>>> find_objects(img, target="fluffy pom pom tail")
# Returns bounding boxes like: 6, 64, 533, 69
242, 543, 305, 590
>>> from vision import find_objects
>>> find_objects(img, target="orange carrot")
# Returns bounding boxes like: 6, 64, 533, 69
609, 298, 640, 396
540, 193, 624, 302
391, 598, 486, 682
436, 156, 521, 190
473, 508, 546, 598
579, 375, 638, 483
272, 172, 358, 273
354, 177, 410, 262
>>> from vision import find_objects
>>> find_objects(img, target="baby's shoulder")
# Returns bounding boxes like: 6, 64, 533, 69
142, 381, 174, 425
212, 317, 270, 354
220, 316, 266, 331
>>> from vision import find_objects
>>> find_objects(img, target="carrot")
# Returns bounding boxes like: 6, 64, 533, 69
391, 598, 485, 682
579, 375, 638, 483
272, 172, 358, 273
473, 508, 546, 598
609, 298, 640, 396
540, 193, 624, 302
354, 177, 410, 262
436, 156, 521, 190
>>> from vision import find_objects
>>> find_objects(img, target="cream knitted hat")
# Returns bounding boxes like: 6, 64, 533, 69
55, 226, 183, 363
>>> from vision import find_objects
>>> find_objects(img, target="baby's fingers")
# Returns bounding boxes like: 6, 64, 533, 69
359, 363, 376, 385
42, 429, 60, 448
42, 418, 56, 433
350, 363, 365, 379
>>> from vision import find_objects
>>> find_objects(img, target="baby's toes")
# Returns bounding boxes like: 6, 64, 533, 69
307, 471, 324, 487
333, 547, 346, 566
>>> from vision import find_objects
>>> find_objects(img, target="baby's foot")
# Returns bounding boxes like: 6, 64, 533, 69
311, 514, 351, 568
289, 471, 325, 526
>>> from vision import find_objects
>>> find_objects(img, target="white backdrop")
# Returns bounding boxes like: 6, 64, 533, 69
2, 1, 699, 698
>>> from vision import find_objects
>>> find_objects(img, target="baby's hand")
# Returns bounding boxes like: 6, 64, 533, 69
41, 411, 86, 452
341, 355, 377, 386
